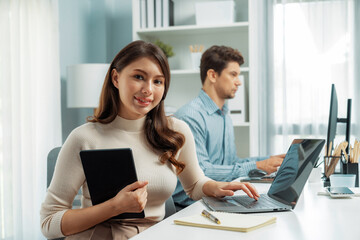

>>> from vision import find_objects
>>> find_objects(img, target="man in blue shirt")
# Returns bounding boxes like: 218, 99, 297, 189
173, 45, 285, 209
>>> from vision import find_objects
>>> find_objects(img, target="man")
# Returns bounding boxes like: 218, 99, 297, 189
173, 45, 285, 209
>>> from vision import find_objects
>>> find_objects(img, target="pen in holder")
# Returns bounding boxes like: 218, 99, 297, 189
324, 140, 360, 187
324, 154, 345, 178
344, 140, 360, 187
324, 153, 359, 187
189, 44, 204, 69
323, 154, 344, 187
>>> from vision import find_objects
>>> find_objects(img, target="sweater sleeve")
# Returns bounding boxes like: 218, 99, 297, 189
40, 129, 86, 239
172, 118, 211, 201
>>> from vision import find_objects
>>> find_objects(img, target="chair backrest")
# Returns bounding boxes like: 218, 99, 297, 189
47, 147, 82, 208
46, 147, 177, 218
46, 147, 65, 240
164, 196, 176, 218
47, 147, 61, 187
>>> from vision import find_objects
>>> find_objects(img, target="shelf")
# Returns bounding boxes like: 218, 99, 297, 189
136, 22, 249, 37
171, 67, 249, 77
233, 122, 250, 127
171, 69, 199, 76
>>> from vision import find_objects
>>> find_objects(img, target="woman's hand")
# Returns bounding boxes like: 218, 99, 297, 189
61, 180, 148, 236
110, 180, 148, 216
203, 180, 260, 200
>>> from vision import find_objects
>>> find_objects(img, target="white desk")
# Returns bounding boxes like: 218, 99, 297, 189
131, 182, 360, 240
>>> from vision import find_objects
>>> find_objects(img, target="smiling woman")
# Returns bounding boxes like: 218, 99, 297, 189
111, 57, 165, 120
87, 40, 186, 174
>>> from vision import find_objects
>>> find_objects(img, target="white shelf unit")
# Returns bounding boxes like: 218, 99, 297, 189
132, 0, 258, 157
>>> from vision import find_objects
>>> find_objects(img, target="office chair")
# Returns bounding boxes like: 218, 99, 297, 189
46, 147, 176, 239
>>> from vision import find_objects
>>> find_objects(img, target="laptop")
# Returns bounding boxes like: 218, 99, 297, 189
240, 171, 277, 183
80, 148, 144, 219
203, 139, 325, 213
239, 175, 275, 183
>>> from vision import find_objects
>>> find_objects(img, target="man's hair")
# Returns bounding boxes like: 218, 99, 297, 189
200, 45, 244, 85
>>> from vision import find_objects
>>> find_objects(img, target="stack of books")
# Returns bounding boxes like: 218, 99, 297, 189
139, 0, 174, 29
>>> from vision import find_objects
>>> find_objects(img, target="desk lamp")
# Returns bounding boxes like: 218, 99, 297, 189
66, 64, 109, 108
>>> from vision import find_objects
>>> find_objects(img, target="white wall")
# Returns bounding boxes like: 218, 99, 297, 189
58, 0, 133, 142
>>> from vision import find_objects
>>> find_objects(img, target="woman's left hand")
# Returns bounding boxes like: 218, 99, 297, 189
203, 181, 260, 200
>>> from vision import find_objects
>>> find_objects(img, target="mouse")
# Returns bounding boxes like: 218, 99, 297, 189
248, 169, 267, 178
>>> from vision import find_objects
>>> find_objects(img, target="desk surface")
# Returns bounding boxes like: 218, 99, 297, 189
131, 182, 360, 240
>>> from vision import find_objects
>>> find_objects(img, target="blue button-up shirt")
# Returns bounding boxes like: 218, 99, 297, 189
172, 90, 267, 207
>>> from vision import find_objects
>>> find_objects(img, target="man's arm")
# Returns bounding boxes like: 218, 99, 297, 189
179, 115, 255, 182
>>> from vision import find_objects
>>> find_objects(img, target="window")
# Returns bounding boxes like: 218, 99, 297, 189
0, 96, 3, 238
270, 0, 355, 153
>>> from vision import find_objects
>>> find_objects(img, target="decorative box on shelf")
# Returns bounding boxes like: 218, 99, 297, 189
228, 75, 246, 125
195, 0, 235, 26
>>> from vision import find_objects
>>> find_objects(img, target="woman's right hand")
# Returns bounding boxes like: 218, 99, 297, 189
110, 180, 148, 216
61, 181, 148, 236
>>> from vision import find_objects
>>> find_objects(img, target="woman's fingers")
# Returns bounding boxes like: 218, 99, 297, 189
112, 180, 149, 214
238, 183, 258, 200
242, 182, 260, 197
217, 182, 259, 200
123, 180, 148, 192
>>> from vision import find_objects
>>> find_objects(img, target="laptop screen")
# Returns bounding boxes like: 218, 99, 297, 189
268, 139, 325, 208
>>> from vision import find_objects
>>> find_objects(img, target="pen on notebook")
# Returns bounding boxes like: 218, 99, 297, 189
201, 209, 221, 224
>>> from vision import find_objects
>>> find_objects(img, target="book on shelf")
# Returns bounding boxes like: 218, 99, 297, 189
155, 0, 162, 27
140, 0, 147, 28
228, 75, 246, 124
174, 211, 276, 232
162, 0, 174, 27
147, 0, 155, 28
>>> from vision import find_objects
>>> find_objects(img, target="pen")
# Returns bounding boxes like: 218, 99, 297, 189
201, 209, 221, 224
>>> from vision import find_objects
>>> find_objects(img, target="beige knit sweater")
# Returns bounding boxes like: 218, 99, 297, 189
40, 116, 210, 239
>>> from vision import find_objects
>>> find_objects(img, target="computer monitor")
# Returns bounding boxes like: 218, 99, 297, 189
326, 84, 338, 156
325, 84, 352, 172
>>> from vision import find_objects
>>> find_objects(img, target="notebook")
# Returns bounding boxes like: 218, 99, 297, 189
80, 148, 144, 219
203, 139, 325, 213
174, 211, 276, 232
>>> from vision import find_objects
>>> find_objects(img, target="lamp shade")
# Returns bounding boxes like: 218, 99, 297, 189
66, 64, 109, 108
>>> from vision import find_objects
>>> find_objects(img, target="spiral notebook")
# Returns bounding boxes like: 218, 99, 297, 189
174, 211, 276, 232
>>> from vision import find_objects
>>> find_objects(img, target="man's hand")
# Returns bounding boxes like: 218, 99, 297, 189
256, 154, 285, 174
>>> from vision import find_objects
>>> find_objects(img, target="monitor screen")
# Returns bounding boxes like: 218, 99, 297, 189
326, 84, 338, 156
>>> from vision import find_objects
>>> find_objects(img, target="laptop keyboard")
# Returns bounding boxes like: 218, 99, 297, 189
232, 195, 281, 209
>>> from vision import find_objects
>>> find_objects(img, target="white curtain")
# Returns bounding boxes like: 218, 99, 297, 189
0, 0, 62, 239
259, 0, 357, 156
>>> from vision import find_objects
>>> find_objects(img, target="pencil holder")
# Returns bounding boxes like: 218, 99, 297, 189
191, 52, 202, 69
323, 155, 343, 187
324, 155, 343, 177
343, 163, 359, 187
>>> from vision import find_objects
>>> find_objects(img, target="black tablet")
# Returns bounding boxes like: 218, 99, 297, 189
80, 148, 144, 219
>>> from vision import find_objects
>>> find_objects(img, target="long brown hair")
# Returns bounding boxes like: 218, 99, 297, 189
87, 40, 185, 174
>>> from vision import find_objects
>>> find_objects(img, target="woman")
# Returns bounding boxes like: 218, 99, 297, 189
40, 40, 259, 240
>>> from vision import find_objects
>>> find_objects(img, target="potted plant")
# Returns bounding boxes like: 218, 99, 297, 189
154, 39, 174, 58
